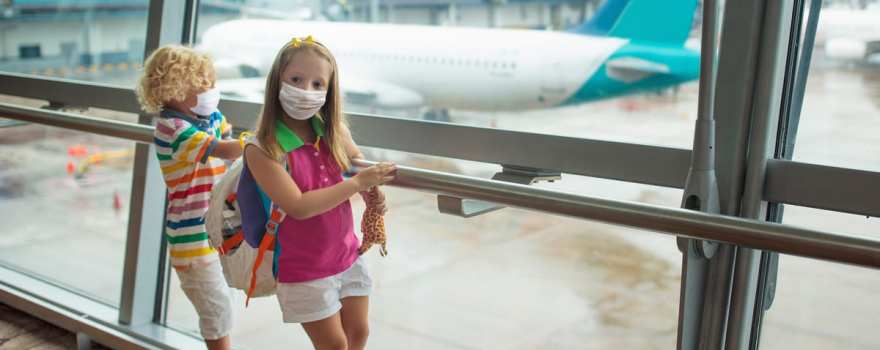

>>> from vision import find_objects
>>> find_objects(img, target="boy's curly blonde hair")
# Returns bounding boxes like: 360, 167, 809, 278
136, 45, 214, 113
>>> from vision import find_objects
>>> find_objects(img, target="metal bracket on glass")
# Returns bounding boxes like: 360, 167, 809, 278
42, 101, 87, 112
438, 165, 561, 218
0, 118, 27, 128
676, 123, 721, 259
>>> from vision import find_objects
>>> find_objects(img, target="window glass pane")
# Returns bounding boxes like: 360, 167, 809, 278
167, 148, 686, 348
0, 96, 136, 306
790, 3, 880, 171
761, 3, 880, 345
196, 0, 701, 148
161, 0, 707, 346
1, 1, 149, 85
760, 206, 880, 349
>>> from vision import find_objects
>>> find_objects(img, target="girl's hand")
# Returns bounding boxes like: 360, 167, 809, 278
352, 162, 396, 191
360, 187, 388, 214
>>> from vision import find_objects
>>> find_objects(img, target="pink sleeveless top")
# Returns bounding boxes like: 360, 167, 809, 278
274, 120, 359, 283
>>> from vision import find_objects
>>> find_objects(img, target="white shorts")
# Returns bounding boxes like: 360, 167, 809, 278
276, 257, 372, 324
174, 259, 233, 340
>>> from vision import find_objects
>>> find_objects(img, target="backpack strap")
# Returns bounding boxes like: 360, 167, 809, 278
218, 231, 244, 255
244, 150, 292, 307
218, 191, 242, 256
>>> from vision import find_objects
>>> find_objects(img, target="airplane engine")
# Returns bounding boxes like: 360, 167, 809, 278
825, 38, 867, 60
213, 59, 262, 80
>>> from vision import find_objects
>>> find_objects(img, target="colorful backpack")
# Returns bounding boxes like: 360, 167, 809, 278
206, 142, 391, 306
205, 146, 287, 306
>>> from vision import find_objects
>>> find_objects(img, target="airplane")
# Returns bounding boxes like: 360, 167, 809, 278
199, 0, 700, 114
815, 5, 880, 63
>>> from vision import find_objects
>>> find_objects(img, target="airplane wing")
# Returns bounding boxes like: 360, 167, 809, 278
605, 57, 672, 83
825, 38, 880, 61
215, 76, 427, 109
340, 76, 426, 109
216, 78, 266, 103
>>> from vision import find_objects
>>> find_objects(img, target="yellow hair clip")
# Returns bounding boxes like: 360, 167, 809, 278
290, 35, 317, 48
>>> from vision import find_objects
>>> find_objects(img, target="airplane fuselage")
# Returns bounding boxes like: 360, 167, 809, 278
202, 19, 699, 111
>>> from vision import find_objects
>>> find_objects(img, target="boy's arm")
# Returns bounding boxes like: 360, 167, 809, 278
208, 113, 241, 160
155, 118, 218, 164
211, 140, 242, 160
219, 113, 233, 140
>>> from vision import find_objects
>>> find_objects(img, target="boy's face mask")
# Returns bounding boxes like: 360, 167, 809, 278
279, 82, 326, 120
189, 87, 220, 116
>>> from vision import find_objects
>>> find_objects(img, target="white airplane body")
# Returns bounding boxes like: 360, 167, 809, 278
201, 0, 700, 111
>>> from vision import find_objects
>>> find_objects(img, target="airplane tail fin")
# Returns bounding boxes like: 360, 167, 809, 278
570, 0, 698, 44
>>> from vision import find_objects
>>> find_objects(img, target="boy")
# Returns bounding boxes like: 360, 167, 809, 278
136, 45, 242, 350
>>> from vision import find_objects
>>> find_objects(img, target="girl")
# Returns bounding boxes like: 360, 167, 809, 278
244, 36, 395, 350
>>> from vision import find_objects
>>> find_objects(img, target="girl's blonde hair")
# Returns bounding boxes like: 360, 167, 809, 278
136, 45, 214, 113
255, 38, 350, 171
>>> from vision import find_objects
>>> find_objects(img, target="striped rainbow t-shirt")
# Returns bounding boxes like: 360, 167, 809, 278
154, 109, 232, 268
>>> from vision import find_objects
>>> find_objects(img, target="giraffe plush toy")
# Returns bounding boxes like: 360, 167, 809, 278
358, 187, 388, 256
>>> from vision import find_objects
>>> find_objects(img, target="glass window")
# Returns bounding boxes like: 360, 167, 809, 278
0, 95, 137, 306
1, 1, 149, 85
759, 206, 880, 349
788, 2, 880, 172
175, 1, 702, 347
164, 143, 685, 348
759, 2, 880, 347
19, 44, 42, 59
197, 0, 698, 146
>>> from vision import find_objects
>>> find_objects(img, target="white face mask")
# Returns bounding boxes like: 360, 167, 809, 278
189, 87, 220, 116
279, 82, 326, 120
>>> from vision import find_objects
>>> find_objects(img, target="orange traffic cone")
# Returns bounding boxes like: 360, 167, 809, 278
68, 145, 88, 157
113, 191, 123, 212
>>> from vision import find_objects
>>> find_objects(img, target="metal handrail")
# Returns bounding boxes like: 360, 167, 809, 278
2, 102, 879, 269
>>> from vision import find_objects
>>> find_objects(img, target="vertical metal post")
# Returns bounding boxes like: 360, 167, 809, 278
678, 0, 776, 348
181, 0, 200, 45
540, 3, 551, 29
448, 2, 458, 26
370, 0, 380, 22
677, 0, 722, 348
751, 0, 820, 348
488, 0, 503, 28
119, 0, 194, 327
387, 2, 396, 23
725, 0, 794, 348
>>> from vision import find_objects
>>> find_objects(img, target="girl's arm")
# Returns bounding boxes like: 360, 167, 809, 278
340, 124, 389, 213
245, 145, 394, 220
339, 123, 364, 160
